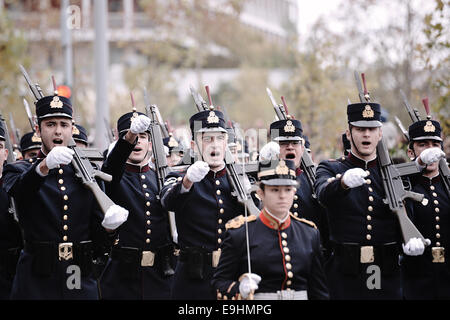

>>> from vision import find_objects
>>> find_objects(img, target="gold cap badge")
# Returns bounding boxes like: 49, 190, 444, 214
284, 120, 295, 133
424, 120, 436, 132
207, 111, 219, 124
362, 105, 374, 118
168, 136, 178, 148
275, 160, 289, 175
50, 96, 63, 109
72, 125, 80, 135
31, 133, 42, 143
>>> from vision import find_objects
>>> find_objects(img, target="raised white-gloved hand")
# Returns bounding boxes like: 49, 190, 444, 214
342, 168, 368, 189
402, 237, 430, 256
45, 146, 74, 169
102, 204, 129, 230
164, 146, 170, 157
418, 147, 445, 165
239, 273, 261, 299
186, 161, 210, 183
259, 141, 280, 161
130, 114, 151, 134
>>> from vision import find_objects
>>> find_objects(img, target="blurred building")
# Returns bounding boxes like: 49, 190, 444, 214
3, 0, 298, 135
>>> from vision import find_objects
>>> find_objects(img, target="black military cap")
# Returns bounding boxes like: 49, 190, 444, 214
257, 159, 298, 186
0, 123, 5, 141
347, 102, 382, 128
36, 95, 73, 120
20, 131, 42, 152
72, 124, 88, 145
189, 108, 227, 139
270, 119, 303, 142
117, 111, 149, 136
408, 119, 442, 142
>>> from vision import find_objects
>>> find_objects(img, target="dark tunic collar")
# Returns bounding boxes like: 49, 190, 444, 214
348, 152, 377, 169
125, 163, 151, 173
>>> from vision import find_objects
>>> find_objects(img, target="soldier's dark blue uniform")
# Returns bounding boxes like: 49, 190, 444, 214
0, 125, 23, 299
160, 109, 244, 300
3, 95, 114, 299
402, 119, 450, 299
212, 159, 329, 300
99, 112, 174, 300
314, 102, 403, 300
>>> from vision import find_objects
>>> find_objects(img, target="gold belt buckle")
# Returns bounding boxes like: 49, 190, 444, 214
212, 249, 221, 268
58, 242, 73, 261
432, 247, 445, 263
141, 250, 155, 267
360, 246, 375, 264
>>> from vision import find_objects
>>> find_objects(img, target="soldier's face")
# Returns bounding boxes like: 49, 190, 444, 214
194, 132, 227, 169
408, 139, 442, 174
23, 149, 40, 160
128, 132, 151, 165
279, 139, 304, 169
257, 185, 295, 218
167, 152, 182, 167
347, 126, 382, 159
0, 141, 8, 172
36, 117, 73, 154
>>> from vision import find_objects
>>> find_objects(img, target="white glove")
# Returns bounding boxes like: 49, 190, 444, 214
418, 147, 445, 165
259, 142, 280, 161
102, 204, 129, 230
342, 168, 368, 189
164, 146, 170, 157
186, 161, 210, 183
46, 146, 74, 169
130, 115, 151, 134
239, 273, 261, 299
402, 237, 430, 256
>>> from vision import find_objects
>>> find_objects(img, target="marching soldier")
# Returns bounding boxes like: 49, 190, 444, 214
160, 108, 245, 300
259, 119, 330, 256
20, 132, 41, 160
99, 110, 175, 300
0, 124, 23, 299
314, 102, 425, 299
402, 118, 449, 299
212, 159, 329, 300
3, 93, 129, 299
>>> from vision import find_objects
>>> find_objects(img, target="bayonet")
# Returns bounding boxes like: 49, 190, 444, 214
23, 98, 36, 131
19, 64, 44, 101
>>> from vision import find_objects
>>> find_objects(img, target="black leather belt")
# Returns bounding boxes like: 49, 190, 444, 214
24, 240, 92, 261
332, 242, 400, 275
179, 247, 221, 267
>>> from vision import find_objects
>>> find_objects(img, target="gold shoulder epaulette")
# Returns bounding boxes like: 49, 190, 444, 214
290, 214, 317, 229
225, 215, 257, 230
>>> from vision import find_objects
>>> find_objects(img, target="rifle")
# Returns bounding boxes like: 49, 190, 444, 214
266, 87, 317, 198
20, 65, 116, 215
354, 71, 428, 245
400, 93, 450, 197
23, 97, 36, 132
189, 85, 259, 215
8, 113, 20, 146
143, 89, 179, 244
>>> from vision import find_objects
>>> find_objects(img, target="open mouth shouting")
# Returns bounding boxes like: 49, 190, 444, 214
53, 138, 64, 145
285, 152, 296, 160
